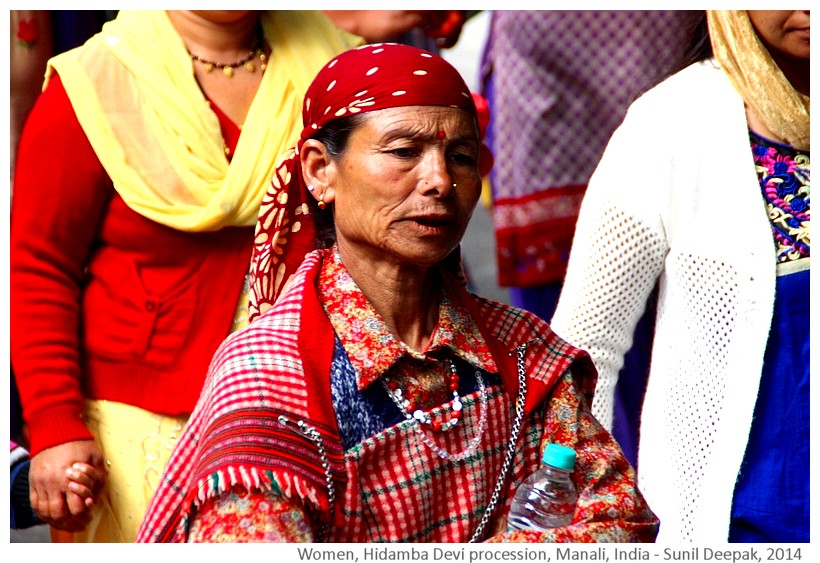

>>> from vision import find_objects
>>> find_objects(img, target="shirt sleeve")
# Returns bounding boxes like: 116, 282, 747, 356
549, 106, 668, 431
486, 369, 660, 543
10, 73, 112, 455
187, 488, 315, 543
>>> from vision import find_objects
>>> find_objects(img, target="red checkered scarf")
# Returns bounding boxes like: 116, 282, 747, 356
248, 43, 492, 321
137, 249, 595, 542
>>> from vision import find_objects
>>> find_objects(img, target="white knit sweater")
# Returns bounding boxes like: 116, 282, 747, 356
551, 60, 778, 544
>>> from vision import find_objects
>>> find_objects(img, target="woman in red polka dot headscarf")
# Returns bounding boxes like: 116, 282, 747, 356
138, 43, 658, 544
249, 42, 492, 320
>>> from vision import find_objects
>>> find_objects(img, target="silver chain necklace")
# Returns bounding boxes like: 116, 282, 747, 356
467, 340, 532, 543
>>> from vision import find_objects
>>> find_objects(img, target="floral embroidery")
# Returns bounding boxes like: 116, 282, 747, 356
250, 149, 307, 320
750, 131, 810, 263
188, 490, 312, 542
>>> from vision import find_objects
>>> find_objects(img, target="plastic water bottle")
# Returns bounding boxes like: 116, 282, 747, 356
507, 443, 578, 531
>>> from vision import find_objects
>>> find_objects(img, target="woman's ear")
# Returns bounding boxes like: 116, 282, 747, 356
300, 139, 336, 204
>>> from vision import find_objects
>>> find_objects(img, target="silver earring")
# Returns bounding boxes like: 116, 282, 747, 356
452, 183, 458, 188
307, 184, 315, 192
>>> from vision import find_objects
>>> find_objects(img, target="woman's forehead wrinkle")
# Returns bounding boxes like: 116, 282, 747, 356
372, 110, 479, 144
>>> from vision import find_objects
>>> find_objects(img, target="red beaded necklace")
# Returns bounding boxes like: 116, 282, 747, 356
383, 360, 464, 432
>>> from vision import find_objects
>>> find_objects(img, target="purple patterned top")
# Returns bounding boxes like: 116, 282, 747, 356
483, 11, 704, 285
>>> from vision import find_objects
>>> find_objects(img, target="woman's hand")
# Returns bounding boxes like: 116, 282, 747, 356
29, 440, 107, 531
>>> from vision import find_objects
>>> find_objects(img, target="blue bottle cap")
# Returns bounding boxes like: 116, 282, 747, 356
542, 443, 576, 471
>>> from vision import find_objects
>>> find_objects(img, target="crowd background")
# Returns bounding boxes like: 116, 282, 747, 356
10, 11, 808, 541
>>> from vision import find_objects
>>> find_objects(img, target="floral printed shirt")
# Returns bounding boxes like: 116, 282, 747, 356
320, 246, 500, 448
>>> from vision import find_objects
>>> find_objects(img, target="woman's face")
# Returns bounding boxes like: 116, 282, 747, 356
748, 10, 810, 60
325, 106, 482, 269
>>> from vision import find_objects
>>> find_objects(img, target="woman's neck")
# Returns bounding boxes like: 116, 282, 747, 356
338, 248, 441, 354
166, 11, 260, 63
166, 10, 265, 127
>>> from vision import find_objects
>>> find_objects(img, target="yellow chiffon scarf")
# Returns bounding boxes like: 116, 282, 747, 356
707, 10, 810, 151
45, 10, 360, 231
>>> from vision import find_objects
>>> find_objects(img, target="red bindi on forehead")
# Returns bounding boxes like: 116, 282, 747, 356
436, 130, 447, 140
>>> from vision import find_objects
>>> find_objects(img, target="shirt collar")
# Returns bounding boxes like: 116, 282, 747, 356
318, 247, 498, 391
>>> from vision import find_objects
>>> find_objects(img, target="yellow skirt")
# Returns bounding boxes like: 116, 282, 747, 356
62, 399, 188, 543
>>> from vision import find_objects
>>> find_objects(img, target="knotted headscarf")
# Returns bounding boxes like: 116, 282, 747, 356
249, 43, 492, 321
707, 10, 810, 151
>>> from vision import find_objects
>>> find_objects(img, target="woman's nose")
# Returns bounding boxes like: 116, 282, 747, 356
418, 151, 454, 196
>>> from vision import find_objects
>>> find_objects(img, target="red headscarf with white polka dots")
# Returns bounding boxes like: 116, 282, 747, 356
248, 43, 491, 321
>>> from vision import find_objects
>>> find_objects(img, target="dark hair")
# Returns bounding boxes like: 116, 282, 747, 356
307, 113, 367, 248
686, 12, 713, 64
672, 11, 713, 74
310, 113, 366, 158
639, 11, 714, 101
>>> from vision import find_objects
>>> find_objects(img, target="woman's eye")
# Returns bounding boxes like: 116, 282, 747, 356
450, 151, 478, 166
389, 147, 418, 158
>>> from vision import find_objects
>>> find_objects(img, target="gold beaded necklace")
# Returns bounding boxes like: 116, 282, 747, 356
188, 36, 267, 78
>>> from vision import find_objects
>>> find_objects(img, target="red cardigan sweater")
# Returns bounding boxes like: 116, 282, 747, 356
10, 75, 254, 456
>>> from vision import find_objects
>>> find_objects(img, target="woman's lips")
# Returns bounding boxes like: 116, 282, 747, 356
405, 214, 458, 234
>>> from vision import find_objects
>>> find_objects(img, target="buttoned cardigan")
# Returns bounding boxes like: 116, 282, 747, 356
10, 75, 253, 456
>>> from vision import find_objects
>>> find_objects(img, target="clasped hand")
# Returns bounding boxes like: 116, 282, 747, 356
29, 440, 107, 531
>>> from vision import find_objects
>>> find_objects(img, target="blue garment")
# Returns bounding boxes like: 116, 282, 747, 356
729, 265, 810, 542
10, 453, 42, 529
50, 10, 115, 53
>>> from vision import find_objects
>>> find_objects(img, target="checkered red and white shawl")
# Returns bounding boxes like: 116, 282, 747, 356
138, 250, 658, 543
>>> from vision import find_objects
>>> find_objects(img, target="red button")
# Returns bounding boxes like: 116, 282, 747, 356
145, 300, 156, 312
